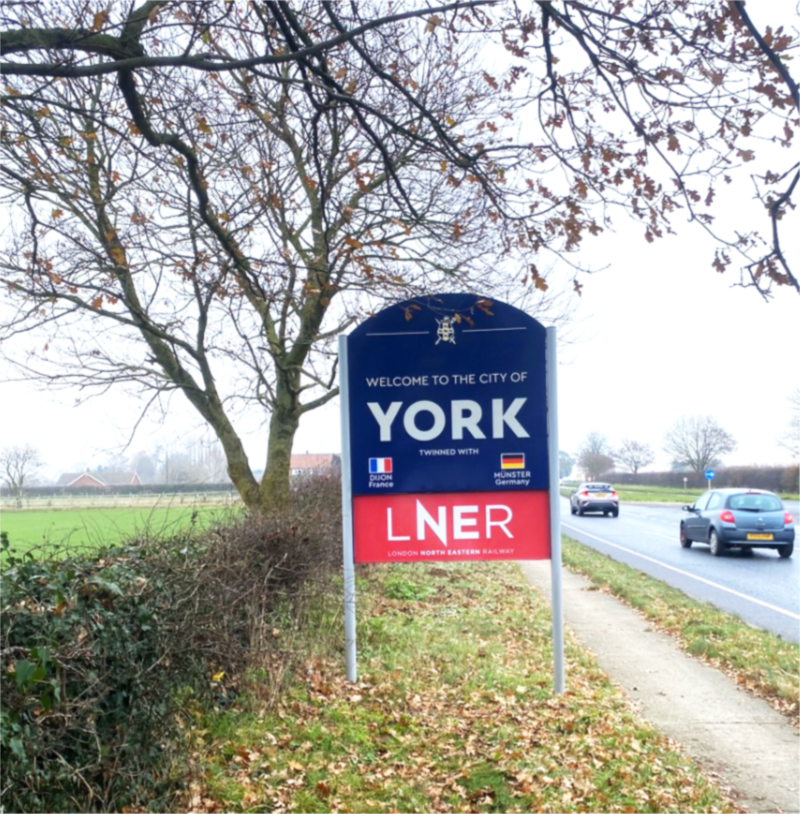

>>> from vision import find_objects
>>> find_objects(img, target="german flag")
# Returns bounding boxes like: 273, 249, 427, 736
501, 453, 525, 470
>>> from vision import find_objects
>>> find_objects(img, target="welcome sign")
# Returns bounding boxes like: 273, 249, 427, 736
344, 293, 551, 562
339, 293, 564, 687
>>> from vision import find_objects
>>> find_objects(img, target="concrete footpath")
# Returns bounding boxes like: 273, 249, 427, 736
520, 561, 800, 814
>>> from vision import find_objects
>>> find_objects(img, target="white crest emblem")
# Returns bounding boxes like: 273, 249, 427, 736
436, 315, 456, 345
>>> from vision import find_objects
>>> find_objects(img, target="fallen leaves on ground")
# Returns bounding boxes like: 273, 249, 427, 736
179, 562, 741, 813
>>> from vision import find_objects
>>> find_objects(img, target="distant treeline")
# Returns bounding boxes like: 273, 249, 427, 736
0, 482, 238, 498
7, 466, 799, 498
601, 465, 799, 493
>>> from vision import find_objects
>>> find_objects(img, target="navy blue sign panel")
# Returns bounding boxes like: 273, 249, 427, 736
346, 294, 548, 496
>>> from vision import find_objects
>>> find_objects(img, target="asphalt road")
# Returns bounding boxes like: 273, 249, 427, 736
559, 497, 800, 643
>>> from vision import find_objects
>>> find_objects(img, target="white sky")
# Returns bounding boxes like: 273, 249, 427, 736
1, 4, 798, 483
554, 221, 799, 470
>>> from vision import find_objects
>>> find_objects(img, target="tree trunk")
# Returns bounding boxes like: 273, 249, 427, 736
219, 431, 262, 512
258, 270, 330, 512
258, 367, 302, 511
260, 403, 300, 511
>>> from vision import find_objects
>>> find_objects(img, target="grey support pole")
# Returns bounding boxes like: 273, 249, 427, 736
338, 335, 358, 682
546, 326, 565, 694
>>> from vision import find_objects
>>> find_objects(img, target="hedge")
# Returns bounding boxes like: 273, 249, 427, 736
602, 465, 799, 493
0, 476, 342, 812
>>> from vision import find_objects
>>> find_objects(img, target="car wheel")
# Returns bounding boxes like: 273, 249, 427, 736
577, 505, 584, 516
709, 529, 725, 557
570, 503, 577, 515
679, 525, 692, 548
611, 508, 619, 518
778, 542, 793, 559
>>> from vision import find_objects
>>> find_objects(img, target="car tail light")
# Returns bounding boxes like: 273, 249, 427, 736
720, 510, 735, 524
581, 491, 589, 496
785, 512, 795, 526
611, 491, 618, 497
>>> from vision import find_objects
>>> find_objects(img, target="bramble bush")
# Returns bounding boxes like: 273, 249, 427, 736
0, 530, 195, 812
0, 476, 342, 812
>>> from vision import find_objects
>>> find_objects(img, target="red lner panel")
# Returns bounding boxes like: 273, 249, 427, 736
352, 490, 551, 563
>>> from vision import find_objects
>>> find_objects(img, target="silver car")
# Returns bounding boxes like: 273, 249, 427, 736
570, 482, 619, 517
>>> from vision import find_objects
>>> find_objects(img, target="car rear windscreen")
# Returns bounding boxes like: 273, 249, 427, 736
728, 494, 782, 511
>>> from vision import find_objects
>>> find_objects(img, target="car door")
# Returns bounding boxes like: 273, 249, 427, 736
685, 491, 711, 540
699, 491, 723, 540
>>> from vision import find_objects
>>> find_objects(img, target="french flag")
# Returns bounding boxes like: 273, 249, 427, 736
369, 457, 393, 474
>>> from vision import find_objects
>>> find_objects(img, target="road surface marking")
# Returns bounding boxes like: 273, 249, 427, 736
562, 522, 800, 621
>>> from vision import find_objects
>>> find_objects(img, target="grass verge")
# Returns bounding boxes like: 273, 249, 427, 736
561, 536, 799, 723
560, 486, 701, 504
181, 561, 738, 813
560, 485, 799, 503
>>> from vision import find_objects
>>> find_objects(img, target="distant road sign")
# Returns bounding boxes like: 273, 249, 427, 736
705, 469, 716, 480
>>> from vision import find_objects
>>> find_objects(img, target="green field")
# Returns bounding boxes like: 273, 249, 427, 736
0, 505, 237, 556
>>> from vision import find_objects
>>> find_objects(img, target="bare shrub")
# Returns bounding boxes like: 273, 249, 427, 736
171, 474, 343, 679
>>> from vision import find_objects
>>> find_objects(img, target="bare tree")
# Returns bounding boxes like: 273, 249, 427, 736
0, 1, 573, 511
728, 3, 799, 294
615, 439, 655, 475
778, 388, 800, 461
0, 444, 42, 498
201, 441, 230, 484
559, 450, 575, 480
577, 432, 614, 481
663, 415, 737, 475
150, 436, 230, 484
130, 450, 158, 483
1, 1, 797, 514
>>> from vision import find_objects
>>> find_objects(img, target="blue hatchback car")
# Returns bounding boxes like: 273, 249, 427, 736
680, 488, 795, 558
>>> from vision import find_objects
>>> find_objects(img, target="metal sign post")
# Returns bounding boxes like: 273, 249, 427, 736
338, 335, 358, 682
546, 326, 565, 693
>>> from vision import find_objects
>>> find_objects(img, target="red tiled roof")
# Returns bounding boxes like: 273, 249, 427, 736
55, 471, 141, 487
290, 454, 340, 470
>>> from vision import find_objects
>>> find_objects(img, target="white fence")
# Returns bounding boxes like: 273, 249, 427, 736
1, 491, 242, 511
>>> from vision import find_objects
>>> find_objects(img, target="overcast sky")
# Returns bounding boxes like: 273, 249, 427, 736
2, 207, 796, 484
1, 4, 798, 483
553, 220, 798, 470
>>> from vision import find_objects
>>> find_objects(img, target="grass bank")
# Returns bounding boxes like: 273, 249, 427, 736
182, 561, 737, 813
561, 536, 799, 722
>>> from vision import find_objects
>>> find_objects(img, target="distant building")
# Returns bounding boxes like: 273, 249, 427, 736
56, 471, 142, 489
289, 454, 341, 478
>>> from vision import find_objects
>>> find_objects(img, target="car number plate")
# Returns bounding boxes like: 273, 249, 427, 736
593, 493, 608, 498
746, 533, 774, 541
